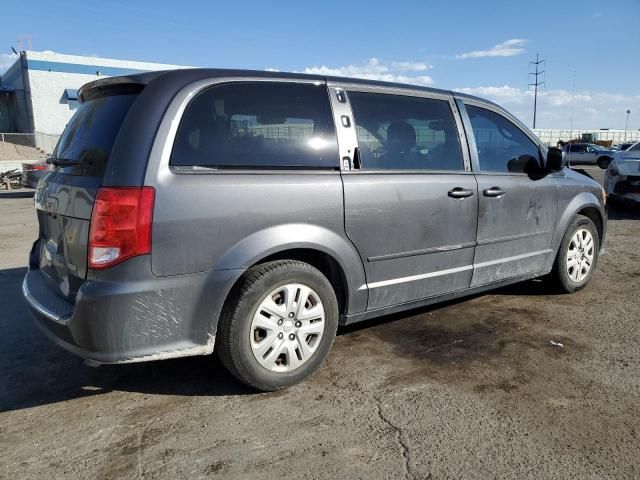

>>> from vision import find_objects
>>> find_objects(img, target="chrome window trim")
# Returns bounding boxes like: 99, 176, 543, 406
327, 87, 359, 171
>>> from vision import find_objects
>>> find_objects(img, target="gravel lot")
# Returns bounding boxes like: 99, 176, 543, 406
1, 168, 639, 479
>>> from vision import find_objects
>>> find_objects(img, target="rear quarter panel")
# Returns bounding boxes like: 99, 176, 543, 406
142, 77, 368, 316
147, 171, 367, 314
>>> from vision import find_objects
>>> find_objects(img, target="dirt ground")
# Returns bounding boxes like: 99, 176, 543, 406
1, 168, 639, 479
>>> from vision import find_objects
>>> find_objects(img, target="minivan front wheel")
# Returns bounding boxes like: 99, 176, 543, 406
217, 260, 338, 391
552, 214, 600, 293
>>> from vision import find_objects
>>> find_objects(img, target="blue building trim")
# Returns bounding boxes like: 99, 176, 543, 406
26, 59, 151, 77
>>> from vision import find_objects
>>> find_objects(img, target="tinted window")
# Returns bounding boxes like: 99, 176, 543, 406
569, 144, 584, 152
54, 92, 138, 176
466, 105, 541, 173
171, 82, 338, 169
348, 91, 463, 171
630, 142, 640, 151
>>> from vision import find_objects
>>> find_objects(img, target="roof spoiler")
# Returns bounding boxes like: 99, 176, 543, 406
78, 71, 169, 102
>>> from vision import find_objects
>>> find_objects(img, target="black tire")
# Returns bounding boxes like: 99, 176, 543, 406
216, 260, 339, 391
597, 156, 612, 169
551, 214, 600, 293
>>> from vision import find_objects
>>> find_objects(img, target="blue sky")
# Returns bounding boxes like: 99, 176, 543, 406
1, 0, 639, 129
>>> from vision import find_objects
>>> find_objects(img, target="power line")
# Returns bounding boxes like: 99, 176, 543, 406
528, 53, 545, 129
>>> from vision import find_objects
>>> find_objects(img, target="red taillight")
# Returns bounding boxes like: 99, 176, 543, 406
88, 187, 155, 269
25, 164, 48, 171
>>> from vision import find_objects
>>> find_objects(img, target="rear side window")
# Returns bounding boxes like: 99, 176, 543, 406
54, 92, 139, 176
171, 82, 338, 169
348, 91, 463, 171
466, 105, 541, 173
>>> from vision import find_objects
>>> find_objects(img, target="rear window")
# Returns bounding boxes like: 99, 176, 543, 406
53, 92, 139, 176
170, 82, 339, 169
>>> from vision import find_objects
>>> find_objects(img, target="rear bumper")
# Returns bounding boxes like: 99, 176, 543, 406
23, 262, 242, 364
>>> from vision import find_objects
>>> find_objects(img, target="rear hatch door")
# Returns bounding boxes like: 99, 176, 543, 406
34, 87, 141, 301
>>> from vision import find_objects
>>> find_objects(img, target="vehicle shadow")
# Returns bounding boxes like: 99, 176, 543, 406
608, 202, 640, 221
339, 277, 557, 337
0, 190, 34, 199
0, 261, 592, 412
0, 266, 252, 413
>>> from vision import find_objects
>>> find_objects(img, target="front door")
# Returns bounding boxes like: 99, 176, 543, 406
331, 86, 478, 310
461, 101, 558, 286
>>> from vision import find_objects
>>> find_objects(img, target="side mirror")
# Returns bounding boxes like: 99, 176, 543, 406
546, 147, 565, 171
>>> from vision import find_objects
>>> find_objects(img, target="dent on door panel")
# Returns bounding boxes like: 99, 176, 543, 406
472, 175, 558, 285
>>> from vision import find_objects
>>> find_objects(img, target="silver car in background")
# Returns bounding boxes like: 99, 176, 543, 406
564, 143, 614, 167
605, 141, 640, 203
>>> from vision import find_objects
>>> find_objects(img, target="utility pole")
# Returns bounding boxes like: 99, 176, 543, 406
624, 110, 631, 141
529, 53, 545, 129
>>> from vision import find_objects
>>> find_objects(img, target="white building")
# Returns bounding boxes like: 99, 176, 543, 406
0, 50, 188, 136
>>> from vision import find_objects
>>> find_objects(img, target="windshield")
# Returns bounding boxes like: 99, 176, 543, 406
591, 144, 607, 151
53, 92, 139, 176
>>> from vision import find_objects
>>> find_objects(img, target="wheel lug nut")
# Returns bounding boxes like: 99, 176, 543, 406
277, 319, 283, 326
295, 321, 301, 328
288, 312, 294, 318
278, 332, 283, 339
289, 333, 295, 340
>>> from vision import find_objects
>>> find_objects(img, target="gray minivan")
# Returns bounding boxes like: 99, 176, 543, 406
23, 69, 607, 391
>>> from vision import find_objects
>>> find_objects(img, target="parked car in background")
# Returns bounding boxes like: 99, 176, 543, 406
605, 141, 640, 204
21, 161, 49, 188
23, 69, 607, 391
612, 142, 636, 151
563, 143, 614, 167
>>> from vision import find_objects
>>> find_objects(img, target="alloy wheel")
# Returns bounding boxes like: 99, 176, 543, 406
565, 228, 595, 283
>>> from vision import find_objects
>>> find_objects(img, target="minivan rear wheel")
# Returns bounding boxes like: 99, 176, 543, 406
216, 260, 338, 391
551, 214, 599, 293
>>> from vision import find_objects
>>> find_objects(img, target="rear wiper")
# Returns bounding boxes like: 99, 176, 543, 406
46, 157, 93, 166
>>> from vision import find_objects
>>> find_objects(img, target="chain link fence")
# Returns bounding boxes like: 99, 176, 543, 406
0, 132, 60, 161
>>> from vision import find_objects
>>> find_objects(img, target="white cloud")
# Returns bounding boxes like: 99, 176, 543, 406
457, 39, 528, 59
301, 57, 434, 86
390, 61, 430, 72
0, 53, 19, 75
455, 85, 640, 129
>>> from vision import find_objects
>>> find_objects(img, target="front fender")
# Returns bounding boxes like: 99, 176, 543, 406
213, 223, 368, 315
549, 191, 605, 266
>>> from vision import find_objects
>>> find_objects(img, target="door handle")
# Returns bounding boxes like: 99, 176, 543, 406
483, 186, 505, 198
448, 187, 474, 199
